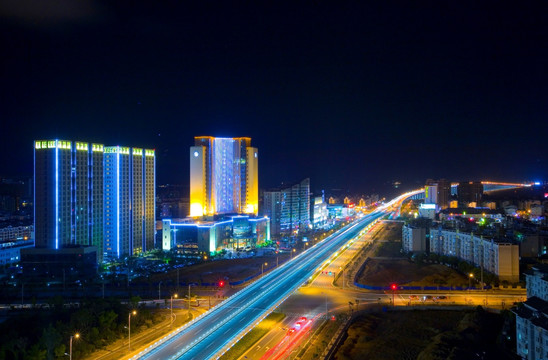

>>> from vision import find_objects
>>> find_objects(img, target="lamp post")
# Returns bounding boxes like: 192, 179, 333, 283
187, 284, 194, 314
69, 333, 79, 360
469, 273, 474, 292
171, 293, 178, 326
291, 248, 296, 259
128, 310, 137, 351
339, 266, 345, 289
158, 281, 162, 300
262, 262, 268, 277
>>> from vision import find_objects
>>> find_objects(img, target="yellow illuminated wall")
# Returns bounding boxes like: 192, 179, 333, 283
245, 147, 258, 215
190, 146, 206, 217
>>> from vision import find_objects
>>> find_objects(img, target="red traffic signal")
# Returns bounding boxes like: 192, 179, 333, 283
390, 284, 397, 290
219, 281, 225, 287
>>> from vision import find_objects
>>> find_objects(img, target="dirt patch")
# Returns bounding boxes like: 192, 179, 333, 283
357, 258, 468, 287
146, 255, 290, 284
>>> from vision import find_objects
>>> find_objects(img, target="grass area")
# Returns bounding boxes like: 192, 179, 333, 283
333, 309, 516, 360
219, 312, 286, 360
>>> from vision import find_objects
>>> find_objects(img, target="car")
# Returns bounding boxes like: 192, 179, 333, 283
299, 316, 307, 322
409, 295, 419, 300
295, 323, 301, 330
435, 296, 448, 300
287, 328, 296, 335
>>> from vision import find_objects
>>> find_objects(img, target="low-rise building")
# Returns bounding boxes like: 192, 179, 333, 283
402, 224, 426, 253
430, 228, 519, 282
0, 239, 34, 265
514, 265, 548, 359
162, 215, 270, 254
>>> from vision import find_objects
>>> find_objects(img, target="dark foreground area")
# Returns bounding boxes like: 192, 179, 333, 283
334, 307, 518, 360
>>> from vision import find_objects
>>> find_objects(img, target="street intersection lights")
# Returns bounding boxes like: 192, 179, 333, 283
390, 283, 397, 306
69, 333, 79, 360
128, 310, 137, 351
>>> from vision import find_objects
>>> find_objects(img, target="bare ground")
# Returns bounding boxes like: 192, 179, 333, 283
357, 258, 469, 287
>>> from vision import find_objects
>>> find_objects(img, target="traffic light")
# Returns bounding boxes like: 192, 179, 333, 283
391, 283, 397, 290
219, 281, 225, 288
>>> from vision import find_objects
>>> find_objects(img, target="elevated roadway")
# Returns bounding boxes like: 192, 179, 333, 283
134, 191, 420, 360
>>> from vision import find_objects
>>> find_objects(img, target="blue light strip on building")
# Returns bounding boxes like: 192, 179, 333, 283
55, 140, 59, 250
116, 150, 120, 258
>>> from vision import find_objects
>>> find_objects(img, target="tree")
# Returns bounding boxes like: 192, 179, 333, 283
26, 344, 47, 360
40, 324, 62, 360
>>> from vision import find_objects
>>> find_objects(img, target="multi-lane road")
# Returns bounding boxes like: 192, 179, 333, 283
133, 194, 417, 360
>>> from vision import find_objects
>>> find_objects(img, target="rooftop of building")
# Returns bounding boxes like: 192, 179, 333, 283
513, 297, 548, 331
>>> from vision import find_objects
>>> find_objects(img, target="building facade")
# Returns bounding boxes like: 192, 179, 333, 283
514, 265, 548, 359
402, 224, 427, 253
263, 178, 310, 236
34, 140, 155, 263
429, 228, 519, 282
104, 147, 155, 259
34, 140, 104, 255
458, 181, 484, 206
162, 215, 270, 254
190, 136, 258, 217
311, 195, 329, 229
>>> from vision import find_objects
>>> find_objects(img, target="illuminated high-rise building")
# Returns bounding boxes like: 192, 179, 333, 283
190, 136, 258, 217
104, 147, 155, 259
263, 178, 310, 236
34, 140, 155, 263
34, 140, 104, 259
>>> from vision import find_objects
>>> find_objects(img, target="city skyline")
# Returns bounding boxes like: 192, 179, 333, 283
1, 3, 546, 195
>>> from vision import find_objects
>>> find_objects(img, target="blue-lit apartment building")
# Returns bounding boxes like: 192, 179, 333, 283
32, 140, 155, 266
104, 147, 155, 259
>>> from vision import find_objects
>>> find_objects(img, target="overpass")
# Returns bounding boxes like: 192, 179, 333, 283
131, 191, 420, 360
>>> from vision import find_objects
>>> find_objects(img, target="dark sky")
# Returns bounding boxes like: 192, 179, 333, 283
1, 1, 547, 196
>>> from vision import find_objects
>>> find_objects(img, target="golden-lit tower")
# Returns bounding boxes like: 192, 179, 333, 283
190, 136, 258, 217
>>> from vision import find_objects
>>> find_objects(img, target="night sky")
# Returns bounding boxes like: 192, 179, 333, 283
1, 2, 547, 196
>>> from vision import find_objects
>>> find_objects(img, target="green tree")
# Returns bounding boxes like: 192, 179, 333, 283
40, 324, 62, 360
26, 344, 47, 360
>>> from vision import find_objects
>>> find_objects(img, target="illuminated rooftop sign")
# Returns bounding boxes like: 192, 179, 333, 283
75, 142, 88, 151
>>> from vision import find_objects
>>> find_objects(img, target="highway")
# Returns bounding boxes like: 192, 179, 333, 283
133, 193, 417, 360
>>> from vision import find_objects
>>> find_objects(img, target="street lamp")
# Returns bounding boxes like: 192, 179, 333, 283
291, 248, 296, 259
340, 266, 346, 289
262, 262, 268, 277
170, 293, 178, 326
128, 310, 137, 351
69, 333, 79, 360
469, 273, 474, 291
188, 284, 195, 314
